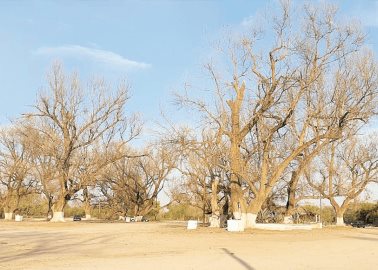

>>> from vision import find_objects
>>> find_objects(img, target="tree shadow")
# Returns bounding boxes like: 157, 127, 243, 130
345, 235, 378, 242
0, 231, 113, 264
221, 248, 256, 270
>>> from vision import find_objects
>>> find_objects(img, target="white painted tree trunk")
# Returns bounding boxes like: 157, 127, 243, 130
233, 212, 253, 228
336, 216, 345, 226
4, 212, 13, 220
220, 214, 227, 228
241, 213, 247, 227
50, 211, 65, 222
283, 215, 293, 224
245, 213, 257, 228
209, 215, 220, 228
233, 211, 242, 220
85, 214, 91, 220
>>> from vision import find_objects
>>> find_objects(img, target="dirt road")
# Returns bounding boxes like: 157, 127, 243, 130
0, 221, 377, 270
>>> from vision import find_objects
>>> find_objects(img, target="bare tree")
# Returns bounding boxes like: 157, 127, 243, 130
23, 63, 140, 221
73, 140, 134, 219
176, 2, 377, 227
307, 136, 378, 226
0, 127, 35, 220
19, 123, 59, 220
99, 144, 175, 218
169, 129, 229, 227
283, 141, 326, 223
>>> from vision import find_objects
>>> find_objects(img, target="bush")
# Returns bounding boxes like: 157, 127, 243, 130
17, 194, 48, 217
344, 202, 378, 224
300, 205, 335, 225
163, 203, 202, 220
64, 206, 85, 217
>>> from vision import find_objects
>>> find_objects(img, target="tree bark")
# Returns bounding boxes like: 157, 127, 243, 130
209, 178, 220, 227
335, 207, 347, 226
4, 212, 13, 220
85, 205, 92, 219
246, 213, 257, 228
245, 196, 265, 228
83, 187, 92, 220
336, 215, 345, 226
3, 206, 14, 220
228, 83, 248, 224
284, 171, 299, 224
329, 197, 347, 227
229, 139, 247, 223
230, 184, 246, 221
47, 197, 53, 220
51, 196, 66, 222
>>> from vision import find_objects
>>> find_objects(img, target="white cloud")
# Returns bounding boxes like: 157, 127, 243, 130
34, 45, 151, 70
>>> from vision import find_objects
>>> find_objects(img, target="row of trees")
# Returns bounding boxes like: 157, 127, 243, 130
1, 2, 378, 227
0, 64, 176, 221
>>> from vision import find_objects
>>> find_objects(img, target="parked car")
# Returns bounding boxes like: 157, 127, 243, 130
351, 221, 365, 228
73, 215, 82, 221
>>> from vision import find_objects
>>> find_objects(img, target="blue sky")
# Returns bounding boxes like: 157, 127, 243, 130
0, 0, 376, 124
0, 0, 378, 127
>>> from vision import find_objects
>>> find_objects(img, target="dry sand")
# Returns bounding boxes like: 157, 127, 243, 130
0, 220, 377, 270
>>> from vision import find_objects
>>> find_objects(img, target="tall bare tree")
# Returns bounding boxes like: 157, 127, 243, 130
176, 2, 378, 227
23, 63, 140, 221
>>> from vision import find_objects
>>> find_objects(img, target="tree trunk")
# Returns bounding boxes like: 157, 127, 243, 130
83, 186, 92, 220
202, 179, 207, 226
335, 208, 346, 226
3, 206, 14, 220
329, 197, 347, 227
51, 196, 66, 222
209, 178, 220, 227
336, 215, 345, 226
46, 196, 53, 220
230, 185, 246, 220
51, 211, 65, 222
229, 141, 247, 222
246, 213, 257, 228
228, 91, 247, 225
284, 171, 299, 224
219, 196, 230, 228
84, 202, 92, 220
245, 196, 265, 228
4, 212, 13, 220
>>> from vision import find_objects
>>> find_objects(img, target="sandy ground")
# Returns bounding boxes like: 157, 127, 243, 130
0, 221, 377, 270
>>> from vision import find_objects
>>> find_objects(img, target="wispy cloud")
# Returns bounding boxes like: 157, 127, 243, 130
34, 45, 151, 70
